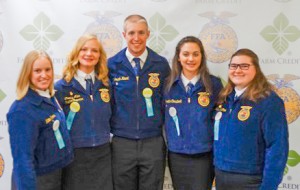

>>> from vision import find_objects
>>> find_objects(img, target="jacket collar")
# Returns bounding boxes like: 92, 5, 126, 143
25, 88, 56, 107
59, 77, 105, 95
115, 47, 163, 76
173, 75, 204, 93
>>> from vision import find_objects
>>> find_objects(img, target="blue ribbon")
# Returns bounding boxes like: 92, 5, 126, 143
66, 111, 76, 130
214, 120, 219, 141
145, 97, 154, 117
172, 115, 180, 136
54, 129, 65, 149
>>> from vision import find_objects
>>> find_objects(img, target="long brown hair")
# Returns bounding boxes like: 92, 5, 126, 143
218, 48, 273, 104
62, 34, 109, 86
165, 36, 212, 93
16, 50, 54, 100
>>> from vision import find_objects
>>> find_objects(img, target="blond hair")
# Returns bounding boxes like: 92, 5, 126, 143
123, 14, 148, 32
62, 34, 109, 86
16, 50, 54, 100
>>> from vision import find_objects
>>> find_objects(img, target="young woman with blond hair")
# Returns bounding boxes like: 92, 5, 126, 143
7, 50, 73, 190
55, 34, 113, 190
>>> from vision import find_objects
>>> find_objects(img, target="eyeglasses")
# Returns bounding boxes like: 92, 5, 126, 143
228, 63, 253, 70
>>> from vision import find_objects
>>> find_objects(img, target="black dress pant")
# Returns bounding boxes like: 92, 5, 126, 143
112, 136, 166, 190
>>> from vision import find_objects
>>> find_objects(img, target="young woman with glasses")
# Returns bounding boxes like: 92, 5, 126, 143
213, 48, 289, 190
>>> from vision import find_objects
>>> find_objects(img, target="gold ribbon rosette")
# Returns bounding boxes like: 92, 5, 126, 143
238, 106, 252, 121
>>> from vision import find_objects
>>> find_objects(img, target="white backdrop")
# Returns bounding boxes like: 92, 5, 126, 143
0, 0, 300, 189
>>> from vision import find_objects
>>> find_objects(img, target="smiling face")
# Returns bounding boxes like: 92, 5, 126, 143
179, 42, 202, 80
123, 21, 150, 57
78, 38, 101, 74
229, 55, 256, 90
30, 57, 53, 91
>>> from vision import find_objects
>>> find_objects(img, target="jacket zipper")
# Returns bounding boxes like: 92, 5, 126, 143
136, 76, 140, 131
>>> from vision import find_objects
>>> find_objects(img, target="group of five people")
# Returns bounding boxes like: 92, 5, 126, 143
7, 14, 288, 190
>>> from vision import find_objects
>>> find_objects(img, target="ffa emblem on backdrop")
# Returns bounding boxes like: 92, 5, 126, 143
84, 10, 122, 58
0, 153, 4, 178
199, 12, 238, 63
267, 74, 300, 124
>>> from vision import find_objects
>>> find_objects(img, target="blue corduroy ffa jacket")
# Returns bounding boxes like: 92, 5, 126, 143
108, 47, 170, 139
54, 78, 111, 148
7, 88, 73, 190
164, 75, 223, 154
214, 91, 289, 190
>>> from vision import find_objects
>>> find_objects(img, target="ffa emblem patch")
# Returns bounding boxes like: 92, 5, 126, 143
238, 106, 252, 121
100, 88, 110, 103
148, 73, 160, 88
198, 92, 210, 107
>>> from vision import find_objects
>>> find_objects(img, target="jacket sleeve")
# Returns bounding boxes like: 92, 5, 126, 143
260, 95, 289, 190
7, 111, 39, 190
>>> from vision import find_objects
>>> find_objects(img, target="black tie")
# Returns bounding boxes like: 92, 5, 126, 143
85, 75, 93, 96
133, 58, 141, 76
187, 82, 194, 96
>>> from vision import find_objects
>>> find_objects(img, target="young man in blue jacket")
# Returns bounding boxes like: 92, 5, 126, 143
108, 14, 170, 190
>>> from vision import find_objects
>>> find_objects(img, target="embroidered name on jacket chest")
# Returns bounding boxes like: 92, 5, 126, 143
64, 94, 83, 104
